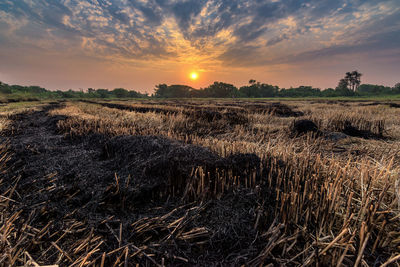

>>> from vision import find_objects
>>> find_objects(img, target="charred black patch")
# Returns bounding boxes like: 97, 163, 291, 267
358, 101, 382, 106
290, 119, 321, 137
329, 119, 385, 139
342, 121, 376, 138
0, 105, 262, 249
96, 101, 179, 115
389, 103, 400, 108
190, 109, 223, 122
358, 101, 400, 108
247, 102, 304, 117
188, 109, 248, 125
101, 135, 261, 201
86, 100, 302, 119
222, 111, 249, 125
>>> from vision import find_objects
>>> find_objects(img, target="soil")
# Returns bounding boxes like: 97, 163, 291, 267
328, 119, 385, 139
246, 102, 304, 117
290, 119, 321, 137
1, 103, 274, 265
358, 102, 400, 108
389, 103, 400, 108
88, 100, 303, 119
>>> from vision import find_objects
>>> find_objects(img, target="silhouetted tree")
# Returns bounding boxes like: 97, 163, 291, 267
240, 81, 279, 97
278, 86, 321, 97
335, 77, 356, 96
203, 82, 239, 98
154, 84, 192, 98
128, 90, 141, 98
337, 78, 349, 90
96, 89, 110, 98
358, 84, 392, 94
344, 71, 362, 91
321, 88, 337, 97
154, 84, 168, 98
112, 88, 129, 98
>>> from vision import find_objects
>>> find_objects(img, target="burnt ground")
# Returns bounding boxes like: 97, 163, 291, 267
1, 103, 275, 266
87, 100, 302, 119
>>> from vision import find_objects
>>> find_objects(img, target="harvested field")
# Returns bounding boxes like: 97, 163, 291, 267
1, 99, 400, 266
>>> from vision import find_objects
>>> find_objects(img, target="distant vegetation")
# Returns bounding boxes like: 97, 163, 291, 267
154, 82, 400, 98
154, 71, 400, 98
0, 81, 147, 102
1, 71, 399, 101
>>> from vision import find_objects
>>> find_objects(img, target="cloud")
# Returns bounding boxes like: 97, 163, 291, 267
171, 0, 206, 31
0, 0, 399, 80
266, 34, 289, 46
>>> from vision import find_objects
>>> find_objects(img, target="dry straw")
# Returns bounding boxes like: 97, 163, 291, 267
1, 100, 400, 265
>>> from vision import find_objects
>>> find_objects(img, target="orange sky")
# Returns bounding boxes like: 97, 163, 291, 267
0, 0, 399, 93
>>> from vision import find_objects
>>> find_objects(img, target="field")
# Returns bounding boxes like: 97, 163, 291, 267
1, 99, 400, 266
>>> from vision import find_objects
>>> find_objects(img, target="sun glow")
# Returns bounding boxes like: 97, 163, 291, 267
190, 72, 198, 80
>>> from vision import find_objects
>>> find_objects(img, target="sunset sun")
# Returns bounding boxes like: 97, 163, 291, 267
190, 72, 198, 80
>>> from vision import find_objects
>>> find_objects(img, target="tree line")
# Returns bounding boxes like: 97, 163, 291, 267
0, 82, 147, 99
154, 71, 399, 98
1, 71, 400, 100
154, 82, 400, 98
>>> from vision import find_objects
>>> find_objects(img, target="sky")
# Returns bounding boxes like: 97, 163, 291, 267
0, 0, 399, 93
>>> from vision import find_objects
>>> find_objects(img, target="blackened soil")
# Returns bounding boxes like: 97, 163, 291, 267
358, 101, 400, 108
1, 104, 273, 265
3, 103, 262, 215
290, 119, 321, 137
90, 100, 179, 115
389, 103, 400, 108
87, 100, 302, 122
246, 102, 304, 117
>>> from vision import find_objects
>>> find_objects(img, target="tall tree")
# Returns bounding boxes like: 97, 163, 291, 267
352, 70, 362, 91
154, 84, 168, 98
344, 71, 362, 91
337, 78, 349, 90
